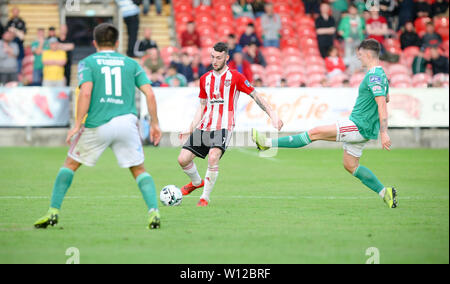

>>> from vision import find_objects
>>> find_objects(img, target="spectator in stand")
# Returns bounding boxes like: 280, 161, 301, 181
366, 9, 388, 46
191, 53, 207, 81
422, 22, 442, 49
429, 46, 449, 74
400, 21, 422, 49
181, 21, 201, 48
165, 64, 187, 87
47, 26, 57, 39
116, 0, 140, 57
0, 23, 4, 38
260, 3, 281, 48
227, 34, 243, 61
431, 0, 449, 17
304, 0, 320, 16
244, 41, 266, 67
193, 0, 211, 8
280, 78, 288, 88
398, 0, 415, 30
254, 77, 263, 87
150, 72, 166, 87
412, 49, 428, 74
143, 47, 165, 75
415, 0, 432, 18
329, 0, 348, 28
0, 30, 19, 85
140, 0, 162, 16
6, 6, 26, 74
176, 52, 195, 83
338, 4, 365, 72
228, 51, 253, 82
379, 0, 397, 29
134, 28, 158, 58
9, 26, 24, 74
325, 46, 346, 78
42, 37, 67, 87
31, 28, 49, 86
316, 2, 336, 58
232, 0, 254, 19
58, 24, 75, 86
239, 23, 262, 47
251, 0, 266, 18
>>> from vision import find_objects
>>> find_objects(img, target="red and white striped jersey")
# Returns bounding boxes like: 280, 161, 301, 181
198, 67, 255, 132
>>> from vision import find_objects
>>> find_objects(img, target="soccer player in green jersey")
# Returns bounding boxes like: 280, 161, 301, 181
34, 23, 163, 229
253, 39, 398, 208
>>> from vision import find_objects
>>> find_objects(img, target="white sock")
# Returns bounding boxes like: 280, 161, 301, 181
182, 162, 202, 186
200, 166, 219, 202
379, 188, 386, 198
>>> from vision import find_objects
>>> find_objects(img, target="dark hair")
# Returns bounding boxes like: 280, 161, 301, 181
358, 38, 381, 56
49, 26, 55, 31
94, 23, 119, 47
247, 23, 255, 28
228, 34, 235, 39
213, 42, 229, 54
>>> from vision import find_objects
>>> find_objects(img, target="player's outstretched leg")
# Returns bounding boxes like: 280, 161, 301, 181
34, 158, 79, 229
178, 149, 204, 196
343, 152, 398, 208
198, 148, 222, 207
252, 125, 336, 151
131, 165, 161, 229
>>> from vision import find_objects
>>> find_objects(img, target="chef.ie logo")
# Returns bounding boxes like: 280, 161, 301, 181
365, 0, 380, 11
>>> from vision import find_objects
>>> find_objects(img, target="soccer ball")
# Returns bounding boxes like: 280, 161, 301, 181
160, 185, 183, 206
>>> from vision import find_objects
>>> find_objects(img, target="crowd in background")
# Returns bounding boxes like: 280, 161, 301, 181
1, 0, 449, 88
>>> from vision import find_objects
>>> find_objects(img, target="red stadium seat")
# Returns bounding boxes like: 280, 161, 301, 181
280, 14, 293, 29
287, 73, 305, 87
174, 3, 192, 14
282, 47, 302, 57
236, 17, 254, 27
251, 64, 265, 77
386, 45, 402, 55
175, 13, 193, 25
261, 47, 281, 57
274, 3, 291, 16
305, 56, 324, 66
434, 17, 449, 41
195, 4, 211, 14
306, 64, 326, 75
266, 64, 283, 74
265, 55, 282, 66
280, 37, 300, 49
200, 36, 216, 48
432, 73, 450, 85
388, 64, 410, 76
282, 55, 302, 65
181, 46, 200, 57
200, 47, 212, 67
266, 73, 283, 87
414, 17, 432, 36
300, 37, 318, 49
296, 16, 315, 28
391, 73, 412, 85
350, 73, 366, 87
384, 38, 401, 49
403, 46, 421, 58
306, 73, 325, 86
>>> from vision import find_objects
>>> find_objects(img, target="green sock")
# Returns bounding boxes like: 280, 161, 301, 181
272, 132, 311, 148
50, 167, 74, 209
353, 165, 385, 194
136, 173, 158, 211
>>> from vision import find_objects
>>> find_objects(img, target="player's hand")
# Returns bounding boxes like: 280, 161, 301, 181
272, 119, 284, 131
66, 124, 81, 145
150, 123, 162, 146
380, 131, 391, 151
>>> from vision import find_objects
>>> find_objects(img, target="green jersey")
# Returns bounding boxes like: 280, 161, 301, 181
78, 51, 150, 128
349, 66, 389, 140
31, 40, 49, 70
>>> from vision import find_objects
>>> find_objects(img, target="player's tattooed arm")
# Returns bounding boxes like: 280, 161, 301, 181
375, 96, 391, 151
249, 90, 283, 131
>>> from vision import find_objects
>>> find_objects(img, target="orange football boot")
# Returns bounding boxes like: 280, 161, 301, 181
197, 198, 209, 207
181, 180, 205, 196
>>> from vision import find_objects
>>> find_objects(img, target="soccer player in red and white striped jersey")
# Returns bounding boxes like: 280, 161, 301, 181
178, 42, 283, 207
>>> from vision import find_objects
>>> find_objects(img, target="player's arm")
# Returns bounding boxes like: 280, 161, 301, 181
375, 96, 391, 151
249, 90, 283, 131
65, 82, 93, 144
139, 84, 161, 146
179, 99, 207, 142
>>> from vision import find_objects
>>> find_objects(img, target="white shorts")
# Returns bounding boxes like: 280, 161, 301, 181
68, 114, 144, 168
336, 118, 369, 158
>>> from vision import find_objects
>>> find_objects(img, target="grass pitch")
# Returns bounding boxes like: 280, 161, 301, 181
0, 147, 448, 264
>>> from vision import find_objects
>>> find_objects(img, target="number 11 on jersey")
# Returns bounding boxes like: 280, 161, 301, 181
101, 66, 122, 97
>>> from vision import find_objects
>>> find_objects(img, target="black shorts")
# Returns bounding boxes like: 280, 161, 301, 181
183, 129, 232, 159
